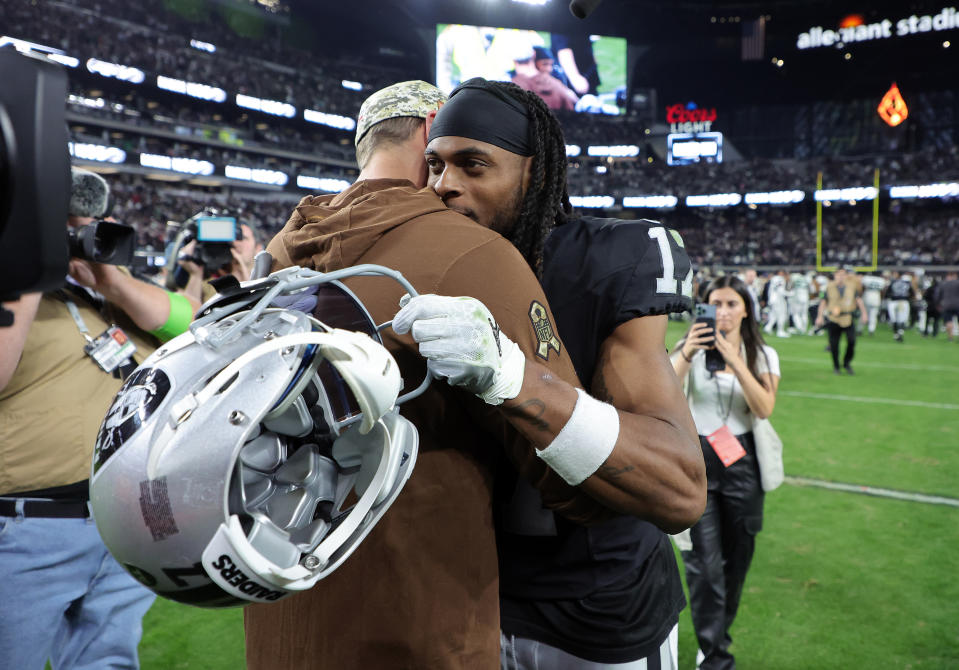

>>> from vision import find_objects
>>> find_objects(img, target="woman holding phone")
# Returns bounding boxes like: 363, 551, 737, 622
671, 275, 781, 670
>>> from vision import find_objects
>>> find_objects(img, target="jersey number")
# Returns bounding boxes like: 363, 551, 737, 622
648, 227, 693, 298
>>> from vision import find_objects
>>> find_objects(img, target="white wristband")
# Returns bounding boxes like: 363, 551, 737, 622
535, 388, 620, 485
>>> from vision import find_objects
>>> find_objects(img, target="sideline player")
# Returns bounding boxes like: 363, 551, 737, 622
886, 271, 914, 342
860, 272, 886, 335
425, 77, 705, 669
763, 270, 790, 338
788, 270, 813, 334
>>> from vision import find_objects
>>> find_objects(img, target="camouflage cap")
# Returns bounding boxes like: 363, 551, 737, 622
355, 80, 447, 146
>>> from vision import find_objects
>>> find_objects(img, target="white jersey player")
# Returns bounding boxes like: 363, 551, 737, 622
789, 271, 813, 334
860, 273, 886, 335
915, 273, 930, 333
764, 271, 790, 337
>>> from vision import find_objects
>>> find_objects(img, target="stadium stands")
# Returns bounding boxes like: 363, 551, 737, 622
3, 0, 957, 268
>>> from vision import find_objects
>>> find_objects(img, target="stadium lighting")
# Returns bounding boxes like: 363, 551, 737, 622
570, 195, 615, 208
814, 187, 877, 202
744, 190, 805, 205
587, 145, 640, 157
190, 39, 216, 53
512, 0, 549, 4
303, 109, 356, 131
565, 144, 582, 157
86, 58, 145, 84
297, 175, 351, 192
236, 94, 296, 118
157, 75, 227, 103
69, 142, 127, 164
140, 153, 215, 176
889, 183, 959, 199
68, 94, 106, 109
225, 164, 289, 186
341, 80, 363, 91
49, 53, 79, 67
686, 193, 743, 207
0, 36, 78, 66
622, 195, 679, 208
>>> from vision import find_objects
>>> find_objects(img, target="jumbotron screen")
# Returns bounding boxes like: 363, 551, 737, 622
436, 24, 627, 115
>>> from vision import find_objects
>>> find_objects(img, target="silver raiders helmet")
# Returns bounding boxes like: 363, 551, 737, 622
90, 264, 426, 607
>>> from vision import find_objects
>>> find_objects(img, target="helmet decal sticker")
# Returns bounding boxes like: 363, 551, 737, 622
139, 476, 180, 542
93, 367, 171, 474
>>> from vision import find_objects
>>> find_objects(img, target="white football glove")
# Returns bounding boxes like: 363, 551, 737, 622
392, 294, 526, 406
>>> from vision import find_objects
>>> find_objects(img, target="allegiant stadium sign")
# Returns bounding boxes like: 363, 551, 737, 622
796, 6, 959, 49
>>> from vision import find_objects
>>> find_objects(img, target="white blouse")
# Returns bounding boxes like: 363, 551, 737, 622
686, 344, 780, 436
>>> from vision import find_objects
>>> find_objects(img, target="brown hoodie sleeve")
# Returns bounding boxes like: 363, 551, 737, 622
265, 199, 310, 271
434, 236, 615, 526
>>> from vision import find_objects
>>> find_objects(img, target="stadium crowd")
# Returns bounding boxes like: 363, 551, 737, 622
2, 0, 400, 118
6, 0, 958, 269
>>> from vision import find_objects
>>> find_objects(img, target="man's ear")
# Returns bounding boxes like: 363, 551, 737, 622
519, 154, 534, 194
423, 107, 441, 142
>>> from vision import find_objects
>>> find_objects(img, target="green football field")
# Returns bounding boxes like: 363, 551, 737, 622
136, 321, 959, 669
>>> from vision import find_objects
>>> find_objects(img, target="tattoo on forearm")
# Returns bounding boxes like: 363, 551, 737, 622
592, 363, 614, 404
600, 464, 635, 478
502, 398, 550, 431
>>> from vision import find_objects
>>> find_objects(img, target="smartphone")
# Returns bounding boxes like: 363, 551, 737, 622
694, 303, 716, 333
695, 304, 726, 372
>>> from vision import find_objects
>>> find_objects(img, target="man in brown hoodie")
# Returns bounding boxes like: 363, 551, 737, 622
244, 81, 634, 669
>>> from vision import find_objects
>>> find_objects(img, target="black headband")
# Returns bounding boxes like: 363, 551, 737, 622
428, 78, 533, 156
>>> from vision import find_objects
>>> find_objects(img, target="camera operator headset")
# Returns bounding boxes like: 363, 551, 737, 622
165, 209, 263, 305
0, 168, 195, 670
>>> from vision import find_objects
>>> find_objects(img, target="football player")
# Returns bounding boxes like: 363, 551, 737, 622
763, 270, 790, 338
425, 78, 704, 669
788, 270, 814, 335
886, 271, 915, 342
860, 272, 887, 335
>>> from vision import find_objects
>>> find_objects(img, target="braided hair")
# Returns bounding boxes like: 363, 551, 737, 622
487, 81, 572, 277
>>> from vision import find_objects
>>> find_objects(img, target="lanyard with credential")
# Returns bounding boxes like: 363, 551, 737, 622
714, 374, 735, 425
707, 367, 747, 467
62, 293, 137, 376
64, 297, 95, 344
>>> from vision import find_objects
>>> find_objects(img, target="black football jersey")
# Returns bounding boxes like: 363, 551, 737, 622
889, 278, 913, 300
540, 216, 693, 384
496, 216, 692, 663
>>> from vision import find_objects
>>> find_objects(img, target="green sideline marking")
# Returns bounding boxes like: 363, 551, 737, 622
779, 390, 959, 410
786, 475, 959, 507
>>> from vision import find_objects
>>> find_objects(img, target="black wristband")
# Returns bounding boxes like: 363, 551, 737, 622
681, 349, 693, 363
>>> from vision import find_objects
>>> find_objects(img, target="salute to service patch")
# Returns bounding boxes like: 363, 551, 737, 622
529, 301, 561, 360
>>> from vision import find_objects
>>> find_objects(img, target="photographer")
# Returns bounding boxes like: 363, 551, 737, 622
815, 266, 867, 372
670, 275, 781, 670
0, 169, 194, 669
175, 219, 262, 306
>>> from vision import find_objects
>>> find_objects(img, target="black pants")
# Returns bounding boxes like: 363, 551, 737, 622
683, 433, 764, 670
827, 321, 856, 369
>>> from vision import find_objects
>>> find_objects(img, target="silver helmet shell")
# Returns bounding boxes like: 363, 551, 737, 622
90, 266, 422, 607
